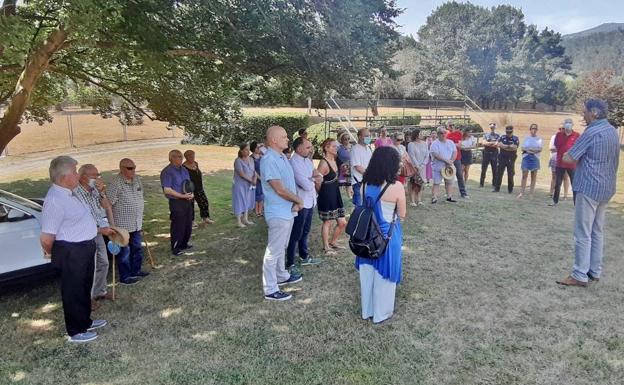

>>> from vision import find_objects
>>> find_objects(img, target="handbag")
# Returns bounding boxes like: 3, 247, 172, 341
400, 159, 417, 178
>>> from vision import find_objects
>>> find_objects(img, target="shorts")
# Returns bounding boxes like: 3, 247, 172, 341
431, 165, 445, 185
461, 150, 473, 165
522, 154, 540, 171
548, 157, 556, 172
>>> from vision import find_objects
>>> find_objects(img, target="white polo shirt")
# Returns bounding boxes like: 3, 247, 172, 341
350, 143, 372, 185
41, 184, 97, 242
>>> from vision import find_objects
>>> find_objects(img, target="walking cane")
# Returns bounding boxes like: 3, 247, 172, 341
107, 241, 121, 301
142, 230, 156, 269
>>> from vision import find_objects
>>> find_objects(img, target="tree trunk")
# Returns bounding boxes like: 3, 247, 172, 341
0, 27, 68, 154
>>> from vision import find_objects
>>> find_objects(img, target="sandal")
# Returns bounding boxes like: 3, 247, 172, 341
329, 243, 346, 250
323, 248, 337, 255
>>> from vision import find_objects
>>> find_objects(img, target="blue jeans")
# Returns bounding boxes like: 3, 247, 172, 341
352, 182, 362, 206
453, 159, 467, 196
118, 231, 144, 281
286, 207, 313, 268
571, 193, 608, 282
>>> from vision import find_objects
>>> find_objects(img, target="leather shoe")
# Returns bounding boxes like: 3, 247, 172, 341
94, 292, 114, 301
556, 276, 587, 287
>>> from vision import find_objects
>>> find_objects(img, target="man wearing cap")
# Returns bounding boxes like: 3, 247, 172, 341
40, 156, 107, 343
160, 150, 195, 256
445, 120, 469, 198
493, 126, 519, 193
74, 164, 115, 306
429, 127, 457, 203
480, 123, 500, 188
550, 118, 580, 206
350, 128, 373, 206
557, 98, 619, 287
108, 158, 148, 284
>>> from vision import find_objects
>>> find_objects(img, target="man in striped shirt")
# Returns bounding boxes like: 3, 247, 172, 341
40, 156, 107, 343
557, 98, 620, 287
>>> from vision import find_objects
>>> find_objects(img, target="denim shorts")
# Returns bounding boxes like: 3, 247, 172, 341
522, 154, 540, 171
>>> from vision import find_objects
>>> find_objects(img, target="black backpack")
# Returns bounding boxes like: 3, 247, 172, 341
345, 183, 397, 259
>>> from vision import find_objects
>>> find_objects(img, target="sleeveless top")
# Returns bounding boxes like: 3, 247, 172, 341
317, 158, 343, 212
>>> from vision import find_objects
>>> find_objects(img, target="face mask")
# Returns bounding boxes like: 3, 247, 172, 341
88, 178, 97, 189
260, 147, 267, 155
363, 137, 372, 145
564, 122, 573, 131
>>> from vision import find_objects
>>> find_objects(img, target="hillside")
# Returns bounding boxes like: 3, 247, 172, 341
562, 23, 624, 76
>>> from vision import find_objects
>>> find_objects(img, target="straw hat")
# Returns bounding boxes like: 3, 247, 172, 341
442, 164, 456, 180
109, 226, 130, 247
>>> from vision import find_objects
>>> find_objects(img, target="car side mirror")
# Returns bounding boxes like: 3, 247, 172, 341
7, 209, 29, 220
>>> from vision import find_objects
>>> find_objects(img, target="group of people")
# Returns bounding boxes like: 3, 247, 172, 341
39, 98, 619, 341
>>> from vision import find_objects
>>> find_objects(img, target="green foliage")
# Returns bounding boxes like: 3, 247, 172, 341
0, 0, 401, 144
562, 26, 624, 77
188, 113, 310, 146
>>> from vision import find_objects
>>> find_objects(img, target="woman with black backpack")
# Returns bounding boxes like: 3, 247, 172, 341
354, 146, 406, 324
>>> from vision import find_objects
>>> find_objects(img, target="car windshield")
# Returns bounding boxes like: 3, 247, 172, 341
0, 190, 42, 212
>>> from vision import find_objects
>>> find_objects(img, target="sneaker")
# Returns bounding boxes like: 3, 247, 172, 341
183, 244, 194, 250
300, 257, 322, 266
278, 274, 303, 286
120, 277, 139, 285
87, 319, 108, 331
264, 291, 292, 301
172, 249, 184, 256
548, 202, 558, 207
461, 195, 470, 199
431, 198, 438, 204
287, 265, 302, 276
68, 331, 97, 343
491, 189, 499, 193
446, 197, 457, 203
131, 271, 150, 278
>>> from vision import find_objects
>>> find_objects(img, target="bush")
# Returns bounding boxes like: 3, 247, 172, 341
187, 113, 310, 146
370, 114, 422, 127
458, 120, 483, 133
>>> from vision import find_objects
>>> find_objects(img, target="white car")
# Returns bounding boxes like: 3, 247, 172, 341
0, 189, 51, 283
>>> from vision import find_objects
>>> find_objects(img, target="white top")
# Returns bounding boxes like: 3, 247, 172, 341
41, 184, 98, 242
380, 200, 396, 222
460, 136, 477, 149
289, 153, 317, 209
394, 143, 407, 158
429, 139, 456, 168
549, 134, 557, 161
407, 141, 429, 167
350, 143, 373, 185
521, 136, 543, 158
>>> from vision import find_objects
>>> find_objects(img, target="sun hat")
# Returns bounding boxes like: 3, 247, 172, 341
182, 179, 195, 194
109, 226, 130, 247
442, 164, 456, 180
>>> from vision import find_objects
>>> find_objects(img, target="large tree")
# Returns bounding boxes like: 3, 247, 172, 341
0, 0, 401, 152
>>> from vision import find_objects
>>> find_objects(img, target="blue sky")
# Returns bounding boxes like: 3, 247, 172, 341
396, 0, 624, 37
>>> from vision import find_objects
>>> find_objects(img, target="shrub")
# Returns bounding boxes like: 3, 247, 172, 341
187, 113, 310, 146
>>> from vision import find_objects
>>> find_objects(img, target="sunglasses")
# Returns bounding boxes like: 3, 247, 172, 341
124, 166, 136, 170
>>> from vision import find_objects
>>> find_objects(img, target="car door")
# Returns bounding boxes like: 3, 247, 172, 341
0, 203, 46, 275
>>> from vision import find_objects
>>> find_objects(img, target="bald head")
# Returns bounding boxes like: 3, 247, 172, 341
265, 125, 289, 152
119, 158, 136, 180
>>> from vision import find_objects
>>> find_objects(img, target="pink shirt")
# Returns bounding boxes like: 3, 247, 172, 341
374, 137, 393, 148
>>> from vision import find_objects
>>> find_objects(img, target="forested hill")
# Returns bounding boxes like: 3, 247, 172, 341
562, 23, 624, 76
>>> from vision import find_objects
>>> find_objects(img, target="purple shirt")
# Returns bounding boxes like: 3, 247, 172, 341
160, 163, 191, 199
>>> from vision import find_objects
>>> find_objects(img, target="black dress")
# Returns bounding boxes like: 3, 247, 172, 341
317, 158, 345, 221
184, 163, 211, 219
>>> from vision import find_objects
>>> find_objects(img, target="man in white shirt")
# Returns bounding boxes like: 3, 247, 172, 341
40, 156, 107, 343
429, 127, 457, 203
350, 128, 373, 206
286, 137, 322, 273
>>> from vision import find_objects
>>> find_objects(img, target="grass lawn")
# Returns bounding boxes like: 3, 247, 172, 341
1, 147, 623, 385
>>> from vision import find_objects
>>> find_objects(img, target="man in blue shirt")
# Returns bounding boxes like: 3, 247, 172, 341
260, 125, 304, 301
160, 149, 195, 256
492, 126, 519, 193
480, 122, 500, 188
557, 98, 620, 287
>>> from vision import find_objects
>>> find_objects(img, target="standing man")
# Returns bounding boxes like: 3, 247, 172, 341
492, 126, 519, 193
261, 125, 304, 301
74, 164, 115, 305
160, 150, 195, 256
286, 137, 322, 274
480, 122, 500, 188
429, 126, 458, 203
40, 156, 107, 343
350, 128, 373, 206
445, 120, 469, 198
556, 98, 619, 287
107, 158, 148, 284
550, 118, 580, 206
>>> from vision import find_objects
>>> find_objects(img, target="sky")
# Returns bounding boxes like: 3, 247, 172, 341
396, 0, 624, 37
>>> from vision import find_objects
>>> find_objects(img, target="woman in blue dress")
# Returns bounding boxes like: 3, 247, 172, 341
355, 146, 407, 324
250, 141, 264, 216
232, 143, 256, 227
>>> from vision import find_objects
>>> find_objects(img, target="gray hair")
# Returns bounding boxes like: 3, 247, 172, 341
49, 156, 78, 183
436, 126, 447, 134
78, 164, 97, 177
584, 98, 608, 120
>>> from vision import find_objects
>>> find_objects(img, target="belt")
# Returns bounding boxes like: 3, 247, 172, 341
54, 238, 96, 246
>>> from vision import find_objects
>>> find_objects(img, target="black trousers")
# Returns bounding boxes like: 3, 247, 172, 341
169, 199, 194, 252
553, 167, 575, 204
194, 189, 211, 219
480, 150, 498, 187
51, 239, 96, 336
493, 152, 517, 193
